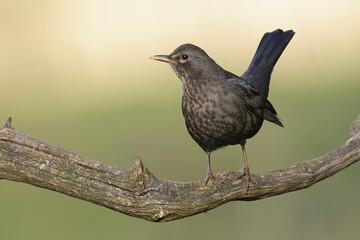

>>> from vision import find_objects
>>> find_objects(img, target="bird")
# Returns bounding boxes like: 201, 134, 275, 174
150, 29, 295, 192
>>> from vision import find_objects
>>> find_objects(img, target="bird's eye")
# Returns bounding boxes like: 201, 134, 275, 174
181, 54, 189, 60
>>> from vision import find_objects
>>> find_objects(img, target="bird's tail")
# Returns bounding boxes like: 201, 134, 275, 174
241, 29, 295, 98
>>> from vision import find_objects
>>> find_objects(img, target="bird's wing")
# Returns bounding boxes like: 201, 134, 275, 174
227, 78, 283, 127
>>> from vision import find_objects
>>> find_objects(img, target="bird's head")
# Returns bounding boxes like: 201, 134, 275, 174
151, 44, 219, 81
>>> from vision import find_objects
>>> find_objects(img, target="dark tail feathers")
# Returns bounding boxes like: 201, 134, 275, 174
241, 29, 295, 98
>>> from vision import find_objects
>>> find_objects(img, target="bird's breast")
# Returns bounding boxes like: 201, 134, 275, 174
181, 82, 263, 151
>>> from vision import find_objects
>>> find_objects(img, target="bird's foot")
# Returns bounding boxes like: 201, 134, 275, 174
204, 170, 224, 187
237, 167, 257, 194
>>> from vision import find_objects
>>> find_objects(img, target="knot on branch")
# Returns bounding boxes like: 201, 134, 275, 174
2, 117, 14, 129
129, 155, 157, 195
131, 155, 146, 176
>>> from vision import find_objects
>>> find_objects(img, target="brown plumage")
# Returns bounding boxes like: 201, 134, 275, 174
151, 29, 294, 192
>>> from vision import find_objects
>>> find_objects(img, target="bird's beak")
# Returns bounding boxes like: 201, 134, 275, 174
150, 55, 175, 63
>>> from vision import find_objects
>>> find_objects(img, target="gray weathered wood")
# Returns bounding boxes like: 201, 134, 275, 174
0, 116, 359, 222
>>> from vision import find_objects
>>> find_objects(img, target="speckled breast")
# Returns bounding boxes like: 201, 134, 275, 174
181, 83, 263, 152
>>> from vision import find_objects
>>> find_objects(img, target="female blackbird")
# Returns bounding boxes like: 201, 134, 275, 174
151, 29, 294, 192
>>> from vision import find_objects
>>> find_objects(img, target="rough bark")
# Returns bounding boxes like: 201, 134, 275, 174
0, 116, 359, 222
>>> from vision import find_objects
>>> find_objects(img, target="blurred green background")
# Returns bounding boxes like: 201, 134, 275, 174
1, 0, 359, 239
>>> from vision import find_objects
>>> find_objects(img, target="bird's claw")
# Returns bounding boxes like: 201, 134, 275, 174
205, 171, 225, 188
237, 167, 257, 193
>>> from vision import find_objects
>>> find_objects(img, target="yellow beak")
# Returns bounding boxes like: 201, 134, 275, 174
150, 55, 175, 63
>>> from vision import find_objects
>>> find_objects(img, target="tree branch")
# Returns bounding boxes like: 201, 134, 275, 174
0, 116, 359, 222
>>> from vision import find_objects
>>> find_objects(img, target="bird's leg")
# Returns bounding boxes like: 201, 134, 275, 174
238, 145, 257, 193
204, 152, 223, 185
205, 152, 215, 184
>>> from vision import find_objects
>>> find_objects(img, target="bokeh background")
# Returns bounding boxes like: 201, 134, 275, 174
1, 0, 359, 239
